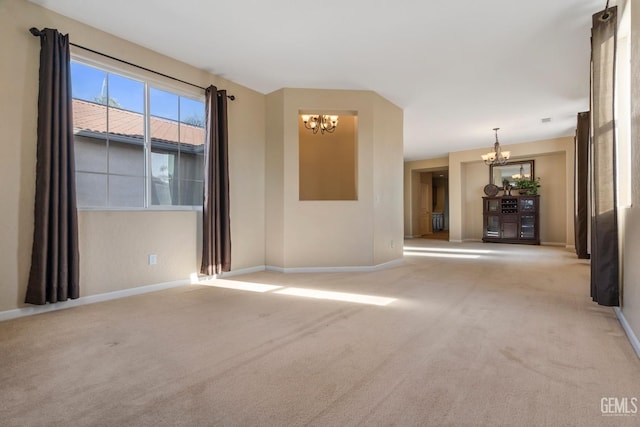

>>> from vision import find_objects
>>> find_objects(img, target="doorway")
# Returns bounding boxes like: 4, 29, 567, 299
412, 169, 449, 240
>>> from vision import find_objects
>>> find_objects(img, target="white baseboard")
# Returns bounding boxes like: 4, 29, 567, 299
615, 307, 640, 359
220, 265, 266, 278
541, 241, 567, 247
266, 258, 404, 274
0, 279, 189, 322
193, 265, 269, 283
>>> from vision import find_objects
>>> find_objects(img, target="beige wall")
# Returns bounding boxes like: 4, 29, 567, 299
620, 0, 640, 348
534, 152, 567, 244
78, 211, 197, 296
372, 93, 404, 264
0, 0, 266, 312
405, 136, 574, 245
265, 90, 285, 267
266, 89, 403, 268
461, 161, 485, 241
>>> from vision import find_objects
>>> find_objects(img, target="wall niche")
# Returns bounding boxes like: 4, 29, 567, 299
298, 114, 357, 201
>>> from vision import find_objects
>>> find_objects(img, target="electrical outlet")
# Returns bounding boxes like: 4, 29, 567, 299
148, 254, 158, 265
390, 240, 395, 248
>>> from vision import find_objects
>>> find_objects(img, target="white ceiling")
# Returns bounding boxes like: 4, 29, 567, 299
30, 0, 603, 160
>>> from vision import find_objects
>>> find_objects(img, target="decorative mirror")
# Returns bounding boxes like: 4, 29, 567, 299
489, 160, 534, 189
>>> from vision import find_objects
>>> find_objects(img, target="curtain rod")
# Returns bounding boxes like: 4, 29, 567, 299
29, 27, 236, 101
602, 0, 612, 20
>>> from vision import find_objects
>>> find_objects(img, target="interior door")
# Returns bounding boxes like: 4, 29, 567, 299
420, 182, 432, 235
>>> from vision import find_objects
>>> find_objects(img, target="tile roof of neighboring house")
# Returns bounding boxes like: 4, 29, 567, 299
72, 99, 205, 147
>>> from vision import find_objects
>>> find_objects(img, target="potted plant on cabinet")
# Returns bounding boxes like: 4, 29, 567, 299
514, 176, 541, 195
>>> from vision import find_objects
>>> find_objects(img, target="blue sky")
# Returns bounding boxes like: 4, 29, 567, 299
71, 61, 204, 124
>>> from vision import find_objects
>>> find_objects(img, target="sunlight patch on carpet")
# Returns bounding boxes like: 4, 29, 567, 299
403, 250, 481, 259
403, 246, 492, 254
275, 287, 396, 306
193, 278, 395, 306
199, 279, 283, 293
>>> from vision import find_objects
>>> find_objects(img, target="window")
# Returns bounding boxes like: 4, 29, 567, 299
71, 61, 205, 208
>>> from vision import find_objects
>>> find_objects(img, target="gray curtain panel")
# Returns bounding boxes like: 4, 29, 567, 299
574, 111, 590, 260
200, 86, 231, 275
590, 7, 619, 307
25, 28, 80, 304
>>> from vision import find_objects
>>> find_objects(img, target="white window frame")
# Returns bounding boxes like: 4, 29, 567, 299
71, 54, 206, 211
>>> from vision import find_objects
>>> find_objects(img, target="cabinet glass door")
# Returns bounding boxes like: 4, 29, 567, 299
485, 216, 500, 237
520, 198, 535, 212
486, 199, 499, 212
520, 215, 536, 239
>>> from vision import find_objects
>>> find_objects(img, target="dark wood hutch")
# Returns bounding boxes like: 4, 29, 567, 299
482, 195, 540, 245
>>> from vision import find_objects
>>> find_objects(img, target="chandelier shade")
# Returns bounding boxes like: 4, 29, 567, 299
301, 114, 339, 134
481, 128, 510, 165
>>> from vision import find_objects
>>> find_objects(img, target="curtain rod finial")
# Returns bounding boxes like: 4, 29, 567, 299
29, 27, 42, 37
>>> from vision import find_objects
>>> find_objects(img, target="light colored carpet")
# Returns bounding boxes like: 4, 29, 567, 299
1, 240, 639, 426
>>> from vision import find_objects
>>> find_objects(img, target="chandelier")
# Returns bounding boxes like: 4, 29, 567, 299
301, 114, 339, 134
481, 127, 511, 165
511, 164, 530, 180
